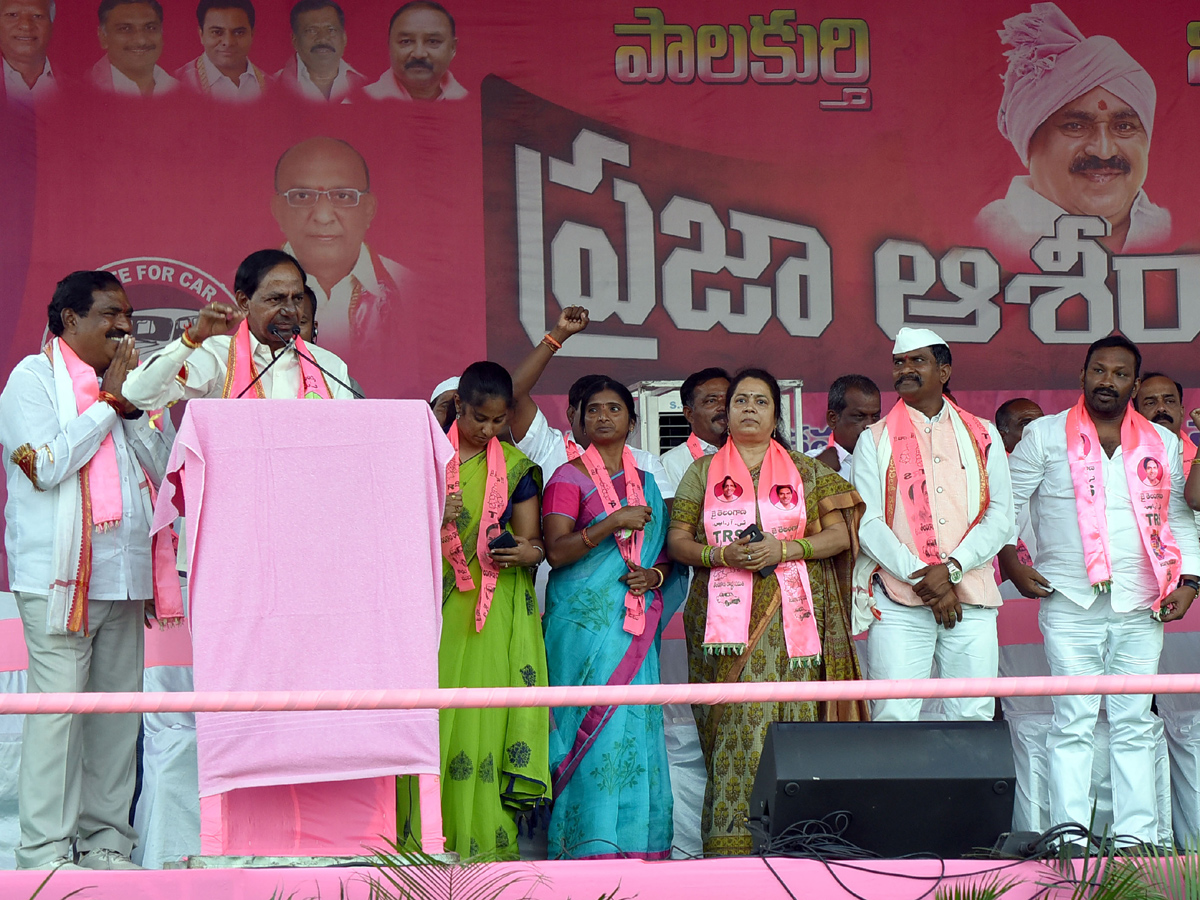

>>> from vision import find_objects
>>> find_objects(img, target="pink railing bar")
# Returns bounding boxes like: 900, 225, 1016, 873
0, 674, 1198, 715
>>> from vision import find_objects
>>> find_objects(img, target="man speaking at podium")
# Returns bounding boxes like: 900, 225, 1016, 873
123, 249, 357, 406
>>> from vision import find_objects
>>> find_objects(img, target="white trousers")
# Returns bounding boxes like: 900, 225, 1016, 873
1040, 591, 1163, 844
15, 592, 143, 867
866, 597, 999, 722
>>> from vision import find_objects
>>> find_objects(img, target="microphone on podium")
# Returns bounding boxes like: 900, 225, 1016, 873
278, 323, 365, 399
235, 325, 298, 398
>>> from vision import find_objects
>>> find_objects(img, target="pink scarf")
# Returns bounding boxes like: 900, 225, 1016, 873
686, 433, 707, 460
883, 398, 992, 564
1067, 397, 1180, 606
563, 433, 581, 461
221, 319, 331, 399
580, 443, 647, 635
703, 440, 819, 667
52, 339, 184, 631
441, 423, 509, 631
58, 340, 123, 530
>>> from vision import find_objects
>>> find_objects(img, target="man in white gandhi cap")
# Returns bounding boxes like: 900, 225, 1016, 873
851, 327, 1015, 721
975, 2, 1169, 266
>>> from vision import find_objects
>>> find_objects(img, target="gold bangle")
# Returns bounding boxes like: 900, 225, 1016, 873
719, 546, 727, 567
780, 541, 788, 564
650, 567, 665, 590
1191, 456, 1200, 467
181, 326, 203, 350
580, 527, 597, 549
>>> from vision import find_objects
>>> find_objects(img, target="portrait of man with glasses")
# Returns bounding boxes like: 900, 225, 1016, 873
275, 0, 365, 103
271, 136, 412, 357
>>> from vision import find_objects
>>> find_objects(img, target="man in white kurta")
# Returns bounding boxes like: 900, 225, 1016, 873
1003, 336, 1200, 846
0, 271, 173, 870
853, 327, 1014, 721
807, 374, 881, 484
659, 367, 728, 495
123, 250, 357, 406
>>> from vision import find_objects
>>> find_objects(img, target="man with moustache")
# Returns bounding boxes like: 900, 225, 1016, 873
276, 0, 365, 103
0, 0, 56, 105
365, 1, 465, 102
852, 328, 1013, 721
976, 3, 1167, 265
122, 249, 356, 405
271, 136, 411, 358
659, 367, 729, 494
177, 0, 267, 101
91, 0, 177, 97
810, 374, 881, 483
0, 272, 178, 870
1001, 335, 1200, 849
1135, 373, 1195, 466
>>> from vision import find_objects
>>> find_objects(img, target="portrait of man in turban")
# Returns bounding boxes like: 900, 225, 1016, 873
975, 3, 1169, 267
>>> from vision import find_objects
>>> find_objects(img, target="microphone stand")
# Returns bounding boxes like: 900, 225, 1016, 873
292, 342, 365, 399
235, 330, 297, 398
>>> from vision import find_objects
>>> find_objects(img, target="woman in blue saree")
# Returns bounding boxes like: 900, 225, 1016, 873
541, 377, 681, 860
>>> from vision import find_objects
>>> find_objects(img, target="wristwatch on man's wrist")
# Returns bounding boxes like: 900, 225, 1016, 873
1178, 576, 1200, 594
945, 559, 964, 584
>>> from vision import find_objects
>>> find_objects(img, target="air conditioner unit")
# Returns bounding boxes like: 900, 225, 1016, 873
629, 380, 804, 455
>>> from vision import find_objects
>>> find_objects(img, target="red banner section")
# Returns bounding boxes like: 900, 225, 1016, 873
4, 1, 1200, 398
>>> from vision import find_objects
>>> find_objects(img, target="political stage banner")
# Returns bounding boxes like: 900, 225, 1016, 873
3, 1, 1200, 588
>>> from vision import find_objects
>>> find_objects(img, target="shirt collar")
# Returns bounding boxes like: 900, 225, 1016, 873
905, 397, 947, 424
202, 52, 252, 86
4, 54, 52, 84
296, 52, 354, 88
1005, 175, 1159, 232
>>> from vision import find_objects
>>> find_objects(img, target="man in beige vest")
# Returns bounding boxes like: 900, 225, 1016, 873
852, 327, 1014, 721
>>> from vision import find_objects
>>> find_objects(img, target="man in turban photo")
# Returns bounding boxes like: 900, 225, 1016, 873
975, 3, 1168, 266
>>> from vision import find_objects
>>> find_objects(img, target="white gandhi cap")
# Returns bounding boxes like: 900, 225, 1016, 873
429, 377, 460, 403
892, 327, 948, 356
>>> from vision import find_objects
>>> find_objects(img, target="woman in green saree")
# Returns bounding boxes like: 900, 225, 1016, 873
403, 361, 550, 859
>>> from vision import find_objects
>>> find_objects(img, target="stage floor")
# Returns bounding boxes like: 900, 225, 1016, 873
4, 857, 1082, 899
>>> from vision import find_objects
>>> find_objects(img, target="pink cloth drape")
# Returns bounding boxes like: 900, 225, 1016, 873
151, 399, 451, 797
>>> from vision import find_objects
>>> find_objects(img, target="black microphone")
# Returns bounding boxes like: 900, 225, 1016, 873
234, 325, 298, 398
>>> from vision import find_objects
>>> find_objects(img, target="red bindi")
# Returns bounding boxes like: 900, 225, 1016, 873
1097, 99, 1107, 110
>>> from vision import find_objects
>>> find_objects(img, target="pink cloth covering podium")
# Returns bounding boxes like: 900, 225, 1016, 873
150, 399, 452, 856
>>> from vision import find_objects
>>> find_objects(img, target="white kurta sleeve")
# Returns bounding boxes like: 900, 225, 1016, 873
851, 427, 927, 585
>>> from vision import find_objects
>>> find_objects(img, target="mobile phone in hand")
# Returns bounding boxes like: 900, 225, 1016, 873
487, 530, 518, 551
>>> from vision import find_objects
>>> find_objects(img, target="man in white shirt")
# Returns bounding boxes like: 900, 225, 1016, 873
852, 327, 1014, 721
176, 0, 266, 101
809, 374, 880, 484
1002, 335, 1200, 847
275, 0, 365, 103
365, 1, 466, 102
508, 305, 671, 495
659, 367, 728, 495
272, 137, 410, 359
0, 271, 175, 870
0, 0, 56, 106
91, 0, 177, 97
994, 397, 1044, 601
123, 249, 357, 406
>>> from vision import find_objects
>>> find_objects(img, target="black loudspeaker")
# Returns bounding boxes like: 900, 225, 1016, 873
748, 721, 1016, 858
